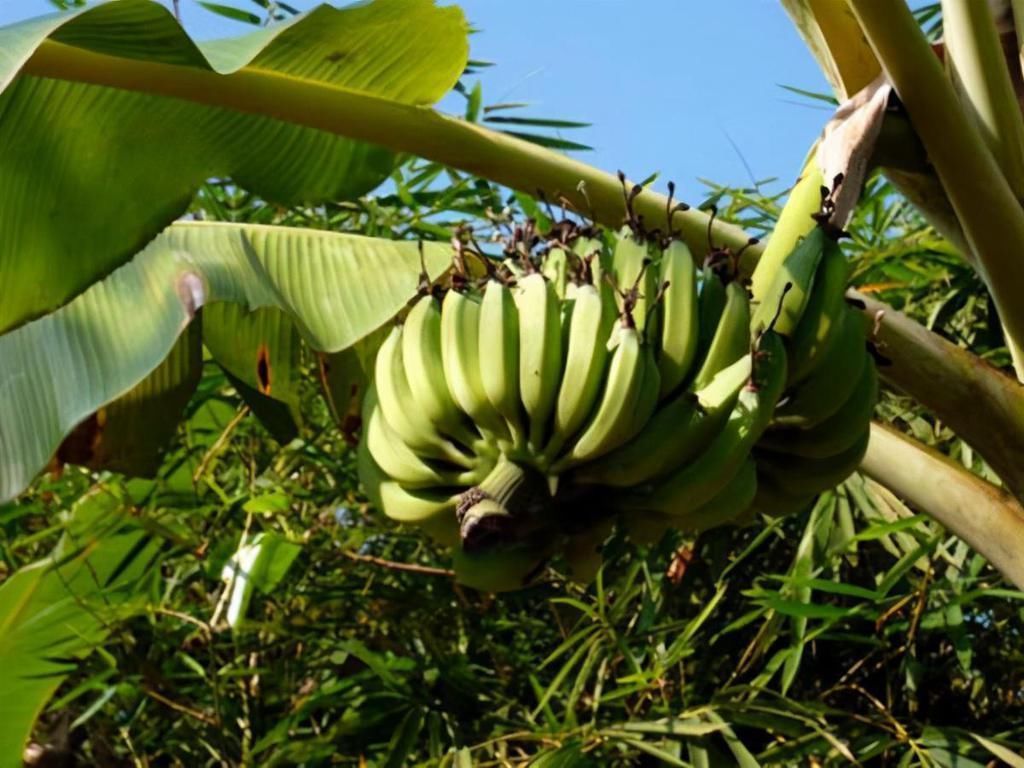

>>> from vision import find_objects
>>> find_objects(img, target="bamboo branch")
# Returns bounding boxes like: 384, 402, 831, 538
20, 40, 753, 265
851, 290, 1024, 501
848, 0, 1024, 378
861, 422, 1024, 590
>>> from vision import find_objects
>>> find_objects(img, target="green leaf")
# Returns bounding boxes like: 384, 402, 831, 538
220, 531, 302, 628
0, 485, 160, 764
0, 0, 468, 333
56, 317, 202, 477
972, 734, 1024, 767
382, 708, 425, 768
0, 222, 451, 502
196, 1, 262, 25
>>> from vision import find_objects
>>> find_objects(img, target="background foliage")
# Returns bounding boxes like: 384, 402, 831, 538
3, 2, 1024, 766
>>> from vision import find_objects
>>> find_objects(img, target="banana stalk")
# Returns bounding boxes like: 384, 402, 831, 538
861, 422, 1024, 591
849, 0, 1024, 378
851, 290, 1024, 502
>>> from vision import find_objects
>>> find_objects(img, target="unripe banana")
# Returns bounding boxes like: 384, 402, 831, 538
542, 246, 570, 298
751, 470, 817, 518
573, 353, 751, 487
452, 544, 549, 592
621, 330, 787, 517
772, 310, 868, 429
757, 428, 869, 497
676, 458, 758, 532
374, 325, 473, 467
786, 238, 850, 384
750, 226, 828, 337
693, 266, 727, 372
515, 273, 564, 450
357, 431, 460, 545
366, 386, 454, 488
690, 281, 752, 391
402, 295, 481, 447
441, 289, 511, 441
611, 226, 657, 335
544, 283, 609, 459
759, 360, 877, 459
656, 239, 699, 398
479, 280, 525, 445
553, 322, 653, 470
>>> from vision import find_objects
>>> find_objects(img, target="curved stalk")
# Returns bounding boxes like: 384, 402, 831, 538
21, 40, 752, 263
861, 422, 1024, 590
848, 0, 1024, 378
851, 290, 1024, 501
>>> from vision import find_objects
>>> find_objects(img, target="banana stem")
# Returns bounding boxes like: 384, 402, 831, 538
21, 40, 752, 264
861, 422, 1024, 590
456, 454, 548, 551
848, 0, 1024, 380
851, 290, 1024, 501
942, 0, 1024, 203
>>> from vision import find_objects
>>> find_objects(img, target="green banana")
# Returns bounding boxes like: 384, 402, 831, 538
757, 428, 869, 497
610, 226, 656, 335
786, 237, 850, 384
751, 470, 817, 518
622, 330, 787, 517
402, 295, 480, 447
542, 246, 570, 298
479, 280, 525, 445
750, 225, 829, 337
552, 323, 651, 469
366, 386, 455, 488
441, 289, 510, 441
515, 273, 564, 450
544, 282, 610, 459
562, 519, 613, 583
573, 353, 751, 487
656, 239, 699, 398
374, 325, 473, 467
759, 360, 877, 459
750, 162, 825, 303
452, 544, 549, 592
676, 458, 758, 532
772, 310, 869, 429
690, 280, 751, 390
357, 432, 460, 543
693, 266, 726, 373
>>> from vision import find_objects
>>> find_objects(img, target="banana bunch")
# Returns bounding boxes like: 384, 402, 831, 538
357, 181, 876, 592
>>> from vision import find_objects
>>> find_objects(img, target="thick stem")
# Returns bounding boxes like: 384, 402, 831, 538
456, 455, 548, 551
851, 290, 1024, 501
848, 0, 1024, 379
942, 0, 1024, 203
21, 40, 752, 263
861, 422, 1024, 590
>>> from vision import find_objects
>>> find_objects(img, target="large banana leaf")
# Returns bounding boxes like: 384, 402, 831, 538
0, 221, 451, 502
0, 0, 467, 333
0, 484, 163, 766
57, 318, 203, 476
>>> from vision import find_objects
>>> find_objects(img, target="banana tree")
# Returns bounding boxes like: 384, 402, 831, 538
0, 1, 1022, 607
3, 0, 1024, 762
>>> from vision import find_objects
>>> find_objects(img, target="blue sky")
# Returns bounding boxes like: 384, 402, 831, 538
1, 0, 832, 203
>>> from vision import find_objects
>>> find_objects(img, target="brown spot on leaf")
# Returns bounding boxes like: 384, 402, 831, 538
256, 344, 272, 395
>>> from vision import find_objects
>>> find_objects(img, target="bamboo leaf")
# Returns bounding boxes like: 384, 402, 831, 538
0, 485, 160, 764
